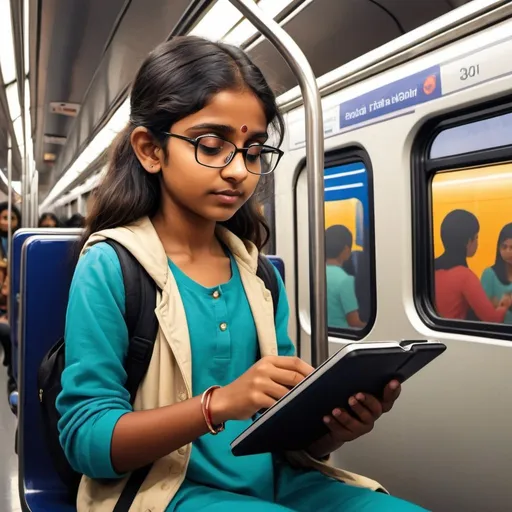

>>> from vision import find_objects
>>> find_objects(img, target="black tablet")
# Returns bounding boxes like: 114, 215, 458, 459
230, 340, 446, 457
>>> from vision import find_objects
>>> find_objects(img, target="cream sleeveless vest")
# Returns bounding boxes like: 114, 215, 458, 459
75, 217, 386, 511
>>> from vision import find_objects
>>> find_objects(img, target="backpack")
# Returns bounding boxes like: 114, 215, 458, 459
37, 239, 280, 508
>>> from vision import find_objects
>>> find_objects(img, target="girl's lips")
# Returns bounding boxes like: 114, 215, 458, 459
212, 193, 241, 204
211, 189, 243, 204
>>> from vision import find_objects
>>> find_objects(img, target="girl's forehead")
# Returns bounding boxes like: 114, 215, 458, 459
181, 90, 267, 130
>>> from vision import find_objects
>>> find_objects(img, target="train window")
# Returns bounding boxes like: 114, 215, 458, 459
414, 104, 512, 339
324, 160, 374, 336
430, 111, 512, 159
295, 149, 375, 344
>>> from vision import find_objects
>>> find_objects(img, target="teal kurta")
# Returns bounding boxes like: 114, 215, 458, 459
57, 242, 425, 511
481, 267, 512, 324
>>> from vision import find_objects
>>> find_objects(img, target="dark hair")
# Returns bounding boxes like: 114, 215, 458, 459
435, 209, 479, 271
0, 201, 21, 232
491, 223, 512, 284
325, 225, 353, 259
81, 36, 284, 251
66, 213, 85, 228
39, 212, 61, 227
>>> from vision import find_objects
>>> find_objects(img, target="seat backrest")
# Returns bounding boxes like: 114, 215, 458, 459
18, 234, 79, 511
266, 255, 285, 283
10, 228, 82, 383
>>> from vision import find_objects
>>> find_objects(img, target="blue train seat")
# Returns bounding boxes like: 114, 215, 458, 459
18, 234, 79, 512
266, 255, 285, 283
10, 228, 82, 385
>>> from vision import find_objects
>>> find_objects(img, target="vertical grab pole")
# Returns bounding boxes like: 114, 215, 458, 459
7, 134, 13, 264
228, 0, 328, 365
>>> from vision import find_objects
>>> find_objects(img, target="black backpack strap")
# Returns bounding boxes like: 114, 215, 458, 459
104, 240, 159, 403
256, 254, 280, 319
103, 240, 158, 512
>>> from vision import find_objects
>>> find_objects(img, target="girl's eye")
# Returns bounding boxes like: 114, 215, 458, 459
197, 136, 224, 156
246, 145, 263, 163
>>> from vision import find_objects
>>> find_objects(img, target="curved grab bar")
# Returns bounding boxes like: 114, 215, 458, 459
228, 0, 328, 365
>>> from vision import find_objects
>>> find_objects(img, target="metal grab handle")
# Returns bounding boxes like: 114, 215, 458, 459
228, 0, 328, 366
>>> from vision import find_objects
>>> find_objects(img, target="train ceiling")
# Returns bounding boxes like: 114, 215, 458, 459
30, 0, 473, 201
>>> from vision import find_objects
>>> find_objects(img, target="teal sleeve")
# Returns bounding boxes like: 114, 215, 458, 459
56, 243, 131, 479
339, 275, 359, 315
481, 267, 496, 300
272, 265, 296, 357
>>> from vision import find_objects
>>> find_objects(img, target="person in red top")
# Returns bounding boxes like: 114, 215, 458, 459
434, 209, 511, 322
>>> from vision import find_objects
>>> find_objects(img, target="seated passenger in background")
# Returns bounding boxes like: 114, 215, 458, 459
481, 223, 512, 324
39, 212, 62, 228
435, 209, 510, 322
0, 260, 15, 404
325, 225, 365, 329
0, 201, 21, 261
65, 213, 85, 228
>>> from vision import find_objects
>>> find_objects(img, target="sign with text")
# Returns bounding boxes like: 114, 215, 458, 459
339, 65, 442, 129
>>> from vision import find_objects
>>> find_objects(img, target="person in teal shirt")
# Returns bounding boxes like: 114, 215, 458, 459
325, 225, 365, 330
56, 37, 426, 511
481, 223, 512, 324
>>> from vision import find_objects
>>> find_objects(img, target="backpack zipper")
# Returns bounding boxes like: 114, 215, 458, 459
39, 389, 43, 402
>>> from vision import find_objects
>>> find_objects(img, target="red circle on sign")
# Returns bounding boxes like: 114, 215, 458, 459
423, 75, 437, 95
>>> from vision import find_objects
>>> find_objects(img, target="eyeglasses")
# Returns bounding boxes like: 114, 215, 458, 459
162, 132, 283, 175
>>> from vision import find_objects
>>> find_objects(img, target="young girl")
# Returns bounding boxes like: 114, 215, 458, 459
56, 37, 425, 511
481, 223, 512, 323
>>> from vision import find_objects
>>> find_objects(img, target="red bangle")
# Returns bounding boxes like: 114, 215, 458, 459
201, 385, 225, 435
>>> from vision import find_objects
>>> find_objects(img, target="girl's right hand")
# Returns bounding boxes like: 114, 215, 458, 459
499, 294, 512, 310
210, 356, 314, 423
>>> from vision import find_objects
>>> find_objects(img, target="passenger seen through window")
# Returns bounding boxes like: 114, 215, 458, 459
434, 209, 511, 321
325, 225, 365, 329
481, 223, 512, 324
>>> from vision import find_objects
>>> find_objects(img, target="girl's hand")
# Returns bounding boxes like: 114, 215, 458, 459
499, 294, 512, 310
307, 380, 401, 460
210, 356, 314, 423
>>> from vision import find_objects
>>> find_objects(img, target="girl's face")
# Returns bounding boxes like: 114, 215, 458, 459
0, 210, 18, 234
40, 216, 57, 228
466, 233, 479, 258
146, 89, 267, 223
499, 238, 512, 265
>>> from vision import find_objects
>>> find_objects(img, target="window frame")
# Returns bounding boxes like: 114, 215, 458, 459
412, 98, 512, 340
293, 146, 377, 343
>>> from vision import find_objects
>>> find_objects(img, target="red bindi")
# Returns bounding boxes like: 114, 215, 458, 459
241, 124, 248, 133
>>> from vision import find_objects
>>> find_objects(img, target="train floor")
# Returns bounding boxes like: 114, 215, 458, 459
0, 356, 22, 512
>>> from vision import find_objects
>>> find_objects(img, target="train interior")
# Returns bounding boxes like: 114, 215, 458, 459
1, 0, 511, 511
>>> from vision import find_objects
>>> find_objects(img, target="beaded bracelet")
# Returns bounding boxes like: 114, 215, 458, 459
201, 385, 225, 435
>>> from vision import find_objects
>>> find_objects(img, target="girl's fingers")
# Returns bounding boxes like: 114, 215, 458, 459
330, 408, 363, 434
323, 413, 352, 440
347, 396, 375, 426
355, 393, 382, 419
382, 380, 401, 412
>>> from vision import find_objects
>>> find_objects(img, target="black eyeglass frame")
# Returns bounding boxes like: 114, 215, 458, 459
162, 132, 284, 175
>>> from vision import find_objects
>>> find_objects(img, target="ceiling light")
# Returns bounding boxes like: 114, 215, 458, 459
6, 83, 21, 122
223, 0, 292, 46
23, 0, 29, 76
0, 0, 17, 83
13, 118, 23, 148
189, 0, 244, 41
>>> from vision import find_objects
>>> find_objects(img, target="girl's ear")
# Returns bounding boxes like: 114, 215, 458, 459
130, 127, 162, 174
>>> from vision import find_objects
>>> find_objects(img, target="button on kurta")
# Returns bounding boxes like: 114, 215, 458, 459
219, 322, 228, 331
212, 290, 220, 299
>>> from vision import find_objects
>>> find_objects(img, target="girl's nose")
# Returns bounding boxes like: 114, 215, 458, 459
221, 152, 248, 182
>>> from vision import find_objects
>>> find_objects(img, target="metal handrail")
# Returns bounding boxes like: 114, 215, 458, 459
229, 0, 328, 365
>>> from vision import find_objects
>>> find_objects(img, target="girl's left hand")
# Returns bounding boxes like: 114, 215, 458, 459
307, 380, 401, 460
